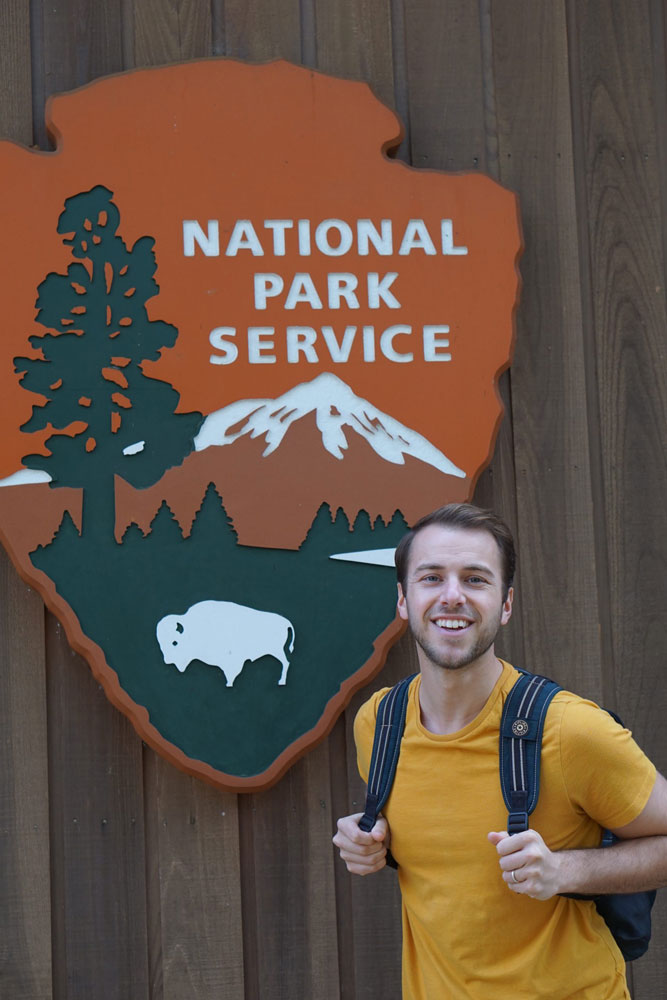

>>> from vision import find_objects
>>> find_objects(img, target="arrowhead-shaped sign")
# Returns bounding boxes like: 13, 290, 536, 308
0, 60, 521, 790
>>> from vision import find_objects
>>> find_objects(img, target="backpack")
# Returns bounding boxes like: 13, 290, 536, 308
358, 669, 657, 962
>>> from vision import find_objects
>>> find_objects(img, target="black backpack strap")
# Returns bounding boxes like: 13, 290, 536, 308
499, 670, 562, 834
358, 674, 416, 833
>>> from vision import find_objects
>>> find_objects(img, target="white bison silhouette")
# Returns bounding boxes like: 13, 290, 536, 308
156, 600, 295, 687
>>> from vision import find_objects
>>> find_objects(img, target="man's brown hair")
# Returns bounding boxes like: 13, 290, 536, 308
395, 503, 516, 598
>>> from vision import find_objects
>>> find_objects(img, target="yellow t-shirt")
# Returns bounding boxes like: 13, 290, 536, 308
354, 661, 656, 1000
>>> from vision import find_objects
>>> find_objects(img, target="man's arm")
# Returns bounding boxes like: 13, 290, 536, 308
333, 813, 390, 875
489, 771, 667, 900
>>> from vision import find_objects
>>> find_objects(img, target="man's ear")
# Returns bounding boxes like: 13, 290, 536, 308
501, 586, 514, 626
397, 582, 408, 621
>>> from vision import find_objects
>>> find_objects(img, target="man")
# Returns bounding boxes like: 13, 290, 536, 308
333, 503, 667, 999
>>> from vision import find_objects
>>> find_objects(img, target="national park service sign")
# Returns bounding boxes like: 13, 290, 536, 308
0, 60, 521, 790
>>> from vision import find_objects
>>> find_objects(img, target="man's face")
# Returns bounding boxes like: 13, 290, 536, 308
397, 524, 513, 672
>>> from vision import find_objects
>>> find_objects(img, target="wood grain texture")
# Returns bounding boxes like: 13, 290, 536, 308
568, 0, 667, 994
488, 0, 604, 698
0, 0, 33, 144
242, 742, 341, 1000
131, 0, 212, 65
313, 0, 396, 112
223, 0, 301, 63
0, 552, 52, 1000
143, 752, 244, 1000
569, 0, 667, 711
46, 615, 149, 1000
403, 0, 485, 171
646, 38, 667, 987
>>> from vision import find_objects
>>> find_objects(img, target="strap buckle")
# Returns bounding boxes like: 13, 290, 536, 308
507, 811, 529, 835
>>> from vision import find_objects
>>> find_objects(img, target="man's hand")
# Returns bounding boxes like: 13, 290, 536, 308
488, 829, 562, 900
333, 813, 390, 875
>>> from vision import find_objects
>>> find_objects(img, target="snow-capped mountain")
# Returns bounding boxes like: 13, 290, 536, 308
194, 372, 465, 478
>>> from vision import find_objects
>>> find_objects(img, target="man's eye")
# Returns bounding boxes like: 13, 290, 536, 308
467, 576, 486, 585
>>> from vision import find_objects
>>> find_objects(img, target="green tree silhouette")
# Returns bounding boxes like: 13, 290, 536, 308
147, 499, 184, 543
14, 185, 202, 536
188, 483, 238, 547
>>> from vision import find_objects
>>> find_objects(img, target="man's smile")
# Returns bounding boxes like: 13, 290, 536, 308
432, 617, 472, 632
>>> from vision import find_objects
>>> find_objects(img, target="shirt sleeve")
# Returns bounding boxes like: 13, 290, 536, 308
353, 688, 389, 785
558, 697, 656, 830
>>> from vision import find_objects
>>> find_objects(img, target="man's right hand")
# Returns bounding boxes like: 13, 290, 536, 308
332, 812, 390, 875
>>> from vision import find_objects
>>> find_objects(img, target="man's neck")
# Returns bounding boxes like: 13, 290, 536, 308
417, 652, 504, 735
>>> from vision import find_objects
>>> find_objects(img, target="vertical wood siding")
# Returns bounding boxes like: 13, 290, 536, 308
1, 1, 665, 996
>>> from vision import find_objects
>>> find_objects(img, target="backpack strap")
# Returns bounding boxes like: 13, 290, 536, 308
358, 674, 417, 833
499, 670, 562, 834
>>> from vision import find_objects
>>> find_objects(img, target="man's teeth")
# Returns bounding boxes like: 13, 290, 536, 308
435, 619, 468, 630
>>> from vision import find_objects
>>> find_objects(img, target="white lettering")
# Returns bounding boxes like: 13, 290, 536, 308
226, 220, 264, 256
298, 219, 311, 256
441, 220, 468, 255
264, 219, 293, 256
367, 272, 400, 309
321, 326, 357, 362
363, 326, 376, 362
287, 326, 319, 363
186, 217, 469, 258
207, 322, 452, 364
357, 219, 393, 256
380, 325, 413, 362
248, 327, 276, 363
208, 327, 237, 364
399, 219, 437, 256
328, 273, 360, 309
254, 273, 284, 309
315, 220, 354, 257
285, 273, 323, 309
423, 325, 451, 361
183, 220, 219, 257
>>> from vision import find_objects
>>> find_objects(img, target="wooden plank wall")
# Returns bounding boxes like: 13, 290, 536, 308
1, 1, 666, 996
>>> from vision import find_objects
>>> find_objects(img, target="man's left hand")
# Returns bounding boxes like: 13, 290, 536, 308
488, 829, 562, 900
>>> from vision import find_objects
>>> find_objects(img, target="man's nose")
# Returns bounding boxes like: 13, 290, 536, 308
439, 576, 464, 605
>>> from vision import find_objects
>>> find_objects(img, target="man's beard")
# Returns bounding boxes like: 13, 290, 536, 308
409, 605, 504, 671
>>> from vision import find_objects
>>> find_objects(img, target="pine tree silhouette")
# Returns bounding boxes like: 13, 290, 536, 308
189, 483, 238, 548
300, 502, 335, 552
120, 522, 146, 544
14, 185, 202, 537
147, 500, 184, 542
387, 509, 410, 534
351, 510, 372, 536
331, 505, 352, 535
